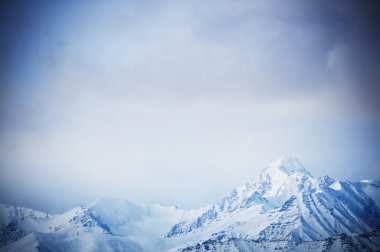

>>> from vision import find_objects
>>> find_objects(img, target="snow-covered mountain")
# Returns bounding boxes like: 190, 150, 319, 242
0, 199, 186, 251
0, 203, 143, 251
1, 156, 380, 251
167, 156, 380, 251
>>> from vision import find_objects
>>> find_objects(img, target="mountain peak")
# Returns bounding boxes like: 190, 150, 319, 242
277, 154, 299, 163
267, 155, 312, 177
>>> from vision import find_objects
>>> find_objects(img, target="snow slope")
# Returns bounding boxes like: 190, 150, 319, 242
1, 232, 142, 252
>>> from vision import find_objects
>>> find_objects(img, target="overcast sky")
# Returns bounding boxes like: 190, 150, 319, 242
1, 0, 380, 213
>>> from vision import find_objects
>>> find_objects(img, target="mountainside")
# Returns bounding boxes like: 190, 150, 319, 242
1, 156, 380, 251
172, 230, 380, 252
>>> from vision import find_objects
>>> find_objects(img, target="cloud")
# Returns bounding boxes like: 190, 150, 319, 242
0, 0, 379, 212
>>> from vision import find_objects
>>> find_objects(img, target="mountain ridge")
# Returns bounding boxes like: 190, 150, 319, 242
1, 156, 380, 251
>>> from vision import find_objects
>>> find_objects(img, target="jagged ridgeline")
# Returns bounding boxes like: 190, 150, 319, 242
1, 156, 380, 251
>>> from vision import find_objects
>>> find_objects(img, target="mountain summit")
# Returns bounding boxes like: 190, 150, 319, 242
266, 155, 311, 176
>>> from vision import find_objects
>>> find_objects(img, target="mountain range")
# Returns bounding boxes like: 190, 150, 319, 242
1, 156, 379, 251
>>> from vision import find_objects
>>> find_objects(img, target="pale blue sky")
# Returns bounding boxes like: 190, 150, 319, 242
0, 0, 379, 212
